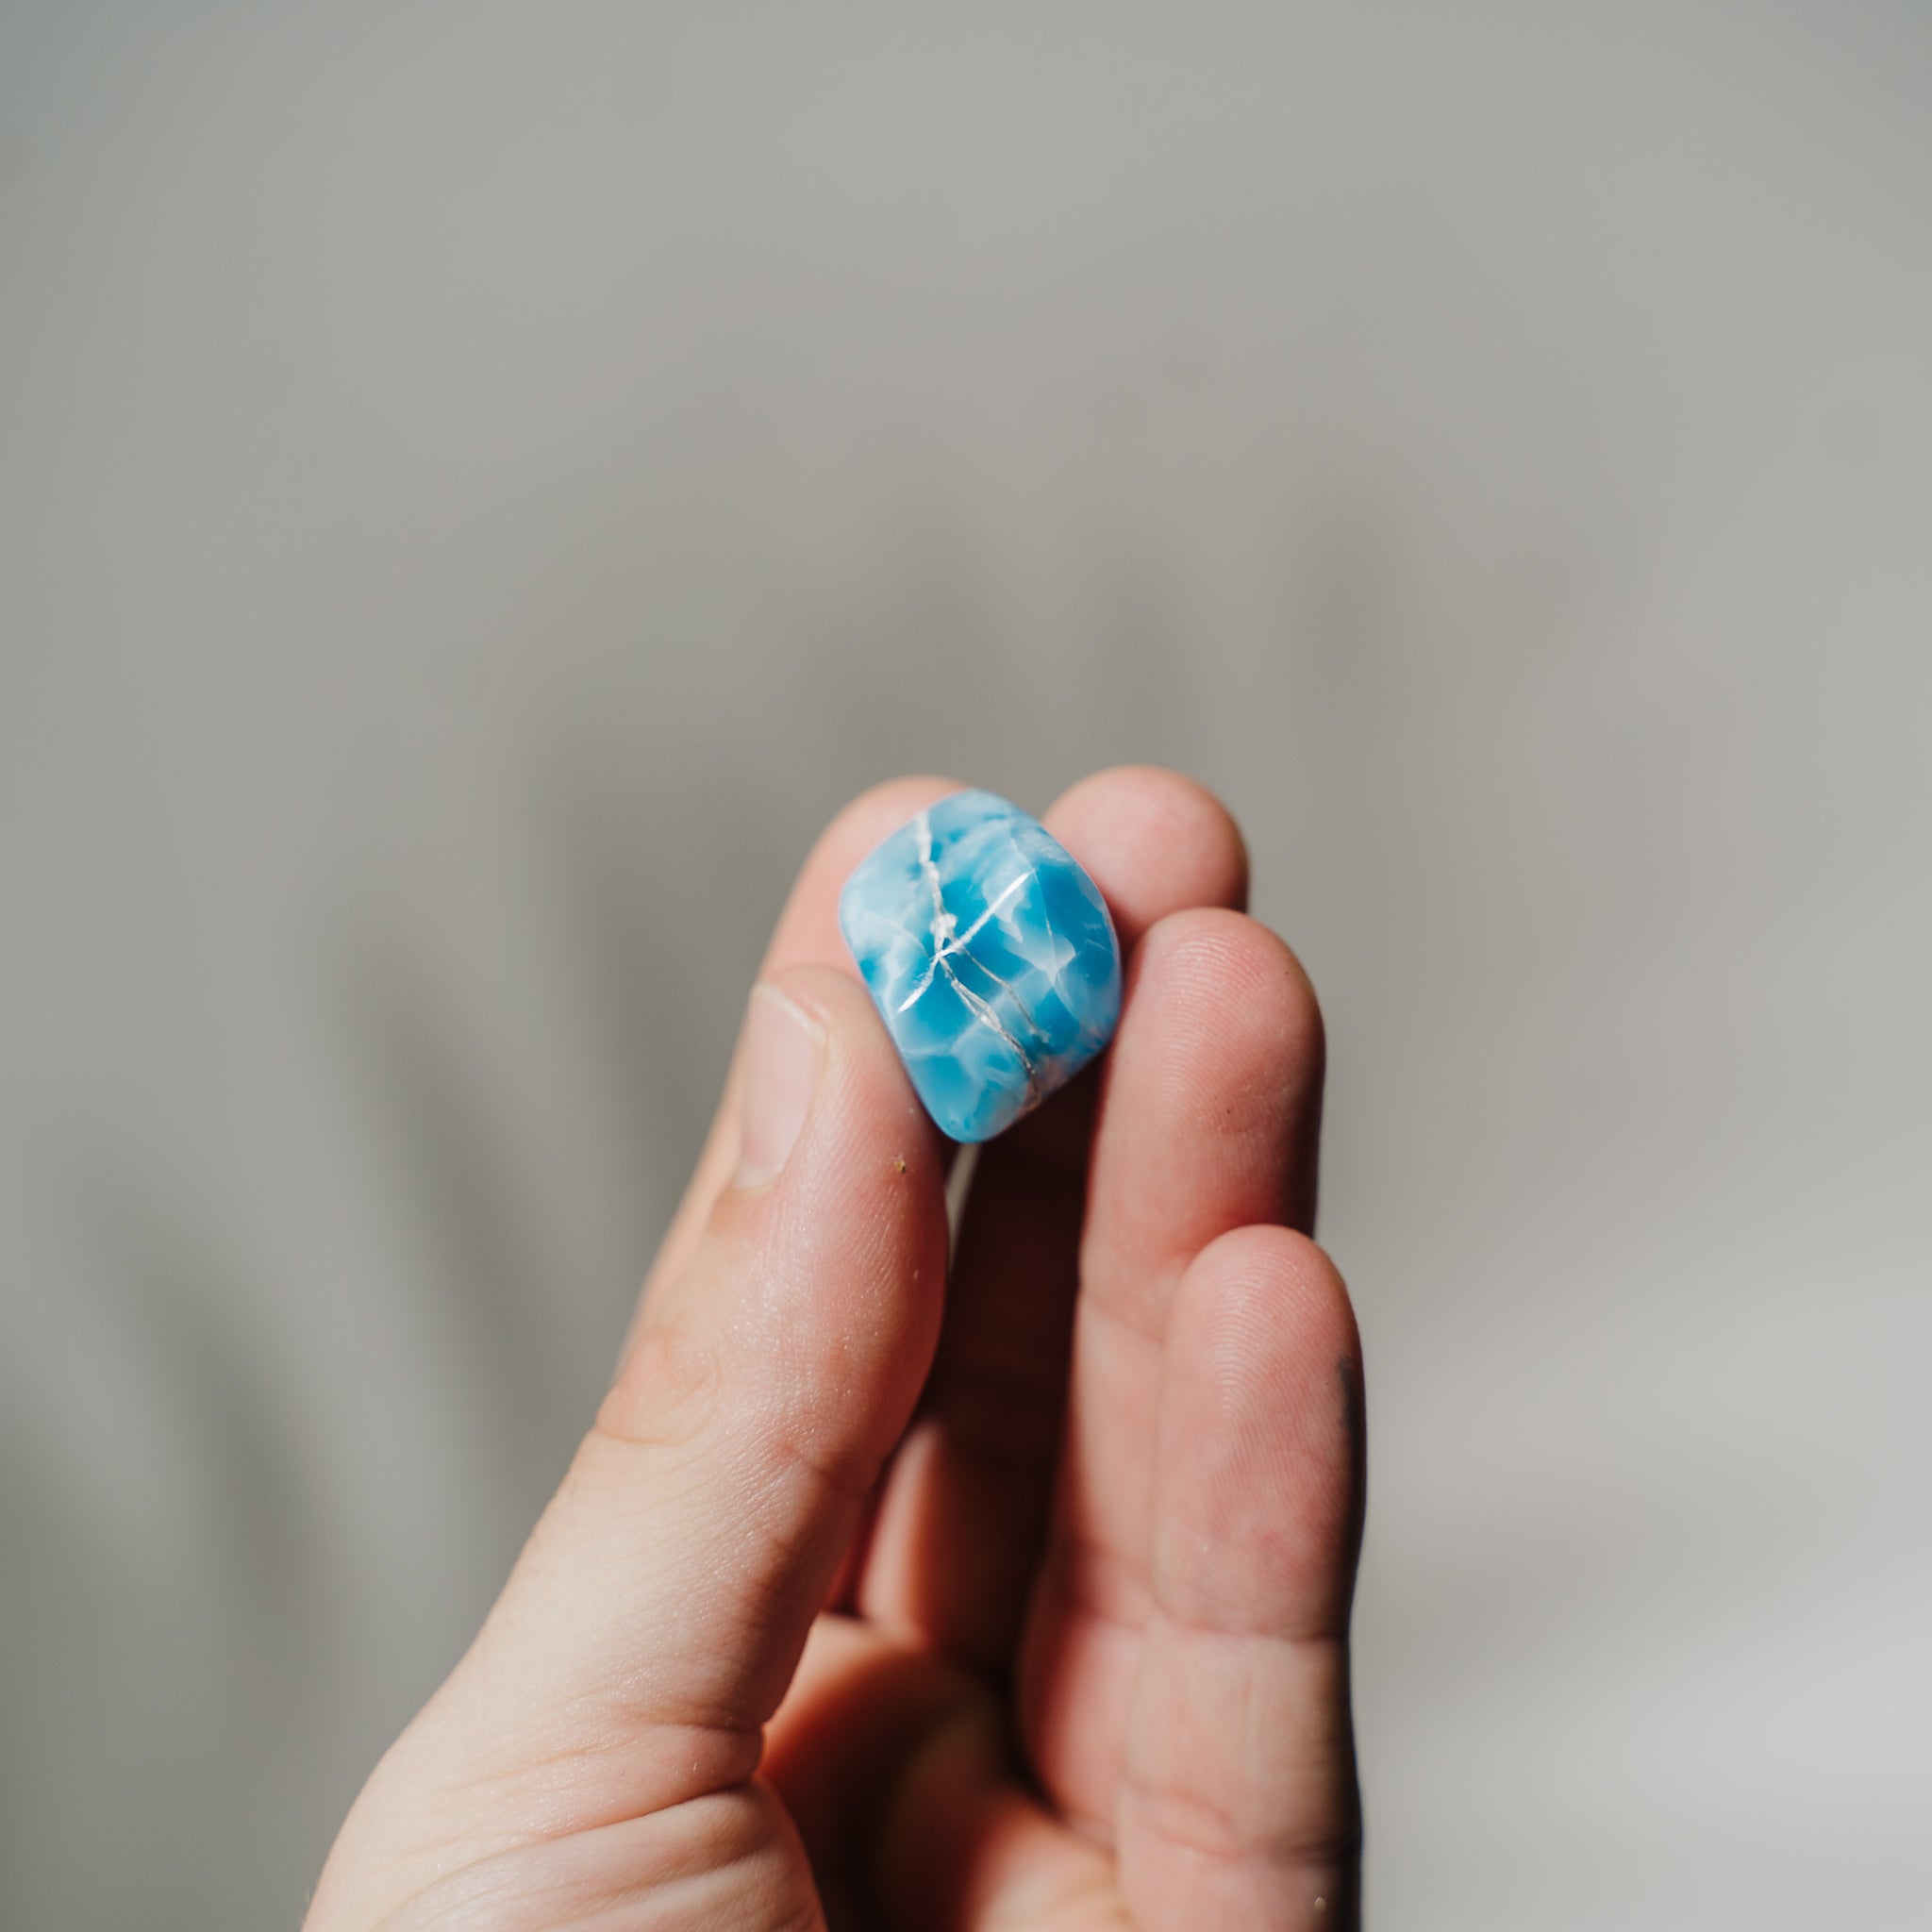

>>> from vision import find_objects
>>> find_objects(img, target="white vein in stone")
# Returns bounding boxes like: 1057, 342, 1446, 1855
891, 810, 1043, 1082
939, 955, 1036, 1086
895, 869, 1029, 1011
913, 809, 947, 925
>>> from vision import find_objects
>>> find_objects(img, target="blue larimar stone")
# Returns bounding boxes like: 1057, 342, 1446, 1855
838, 789, 1123, 1142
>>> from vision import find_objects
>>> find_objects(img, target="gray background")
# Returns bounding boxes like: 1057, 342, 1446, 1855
4, 3, 1928, 1926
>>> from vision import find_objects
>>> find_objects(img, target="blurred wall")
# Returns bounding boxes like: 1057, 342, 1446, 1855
3, 4, 1928, 1927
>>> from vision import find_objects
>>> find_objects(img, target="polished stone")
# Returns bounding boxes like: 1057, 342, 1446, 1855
838, 789, 1123, 1141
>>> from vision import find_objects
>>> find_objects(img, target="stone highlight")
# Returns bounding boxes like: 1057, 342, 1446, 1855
838, 789, 1123, 1141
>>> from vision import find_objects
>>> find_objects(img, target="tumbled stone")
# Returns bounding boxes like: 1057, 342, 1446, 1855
838, 789, 1123, 1141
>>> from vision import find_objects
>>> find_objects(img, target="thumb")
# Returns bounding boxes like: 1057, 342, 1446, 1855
338, 965, 948, 1875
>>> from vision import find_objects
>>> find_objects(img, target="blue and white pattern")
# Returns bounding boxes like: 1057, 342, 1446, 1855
838, 789, 1123, 1141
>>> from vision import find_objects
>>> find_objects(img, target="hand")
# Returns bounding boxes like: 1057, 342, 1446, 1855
306, 766, 1365, 1932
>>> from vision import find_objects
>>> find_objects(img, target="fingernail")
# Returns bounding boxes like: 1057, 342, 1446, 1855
732, 984, 825, 1190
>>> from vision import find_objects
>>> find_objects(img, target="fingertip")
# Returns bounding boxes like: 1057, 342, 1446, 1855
632, 780, 966, 1312
1160, 1225, 1366, 1632
1178, 1224, 1361, 1398
1044, 765, 1250, 948
1086, 910, 1327, 1278
1133, 907, 1325, 1089
750, 962, 953, 1334
744, 960, 953, 1231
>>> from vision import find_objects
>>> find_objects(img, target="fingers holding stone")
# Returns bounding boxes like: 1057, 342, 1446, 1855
648, 765, 1239, 1320
854, 768, 1253, 1668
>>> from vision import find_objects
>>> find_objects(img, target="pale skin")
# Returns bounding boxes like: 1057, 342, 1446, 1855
306, 766, 1365, 1931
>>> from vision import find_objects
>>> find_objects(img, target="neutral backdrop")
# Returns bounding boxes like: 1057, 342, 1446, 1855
4, 5, 1928, 1927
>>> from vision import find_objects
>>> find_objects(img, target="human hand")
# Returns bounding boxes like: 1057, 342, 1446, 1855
305, 767, 1364, 1932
